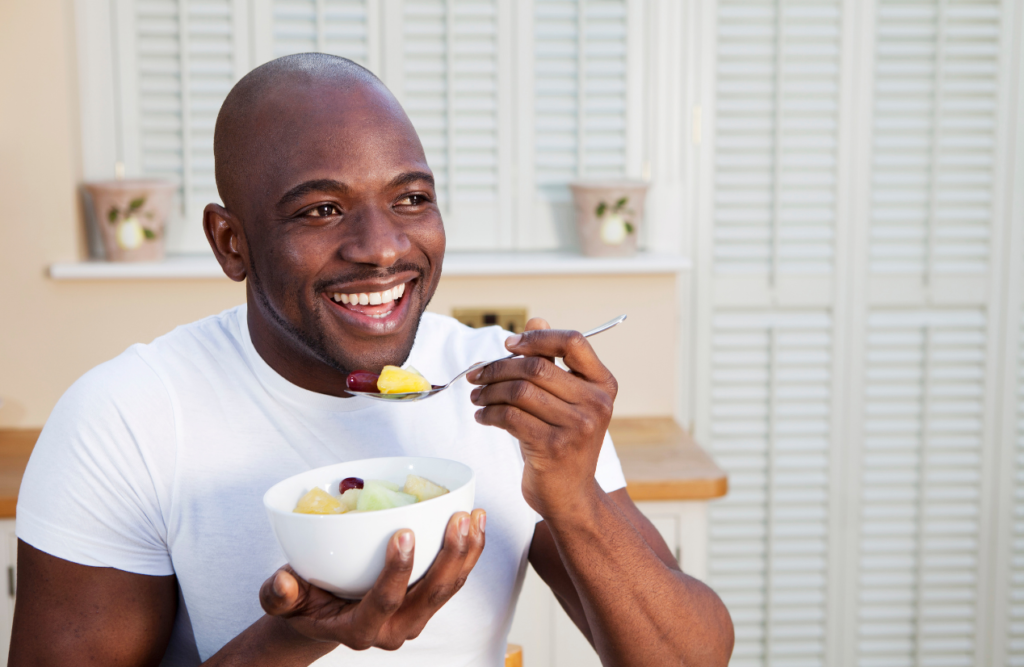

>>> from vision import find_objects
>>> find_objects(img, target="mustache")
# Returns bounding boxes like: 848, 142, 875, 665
312, 262, 425, 293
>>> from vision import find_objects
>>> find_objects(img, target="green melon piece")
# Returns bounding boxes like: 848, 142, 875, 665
357, 480, 417, 511
339, 488, 361, 512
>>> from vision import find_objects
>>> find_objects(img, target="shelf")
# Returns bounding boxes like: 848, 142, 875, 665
49, 251, 691, 280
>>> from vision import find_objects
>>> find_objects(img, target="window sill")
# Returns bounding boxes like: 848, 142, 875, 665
49, 251, 692, 281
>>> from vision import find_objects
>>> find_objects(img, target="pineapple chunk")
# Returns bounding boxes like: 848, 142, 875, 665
293, 487, 344, 515
403, 474, 449, 502
377, 365, 431, 394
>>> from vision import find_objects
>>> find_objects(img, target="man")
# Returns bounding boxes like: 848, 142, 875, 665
10, 54, 733, 666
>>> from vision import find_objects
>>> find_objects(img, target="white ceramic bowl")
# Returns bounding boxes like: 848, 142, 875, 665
264, 457, 475, 599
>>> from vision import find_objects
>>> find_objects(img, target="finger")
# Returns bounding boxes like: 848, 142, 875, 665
468, 355, 579, 401
524, 318, 554, 363
474, 403, 555, 445
504, 329, 614, 384
349, 530, 416, 633
260, 565, 305, 616
399, 510, 487, 637
394, 512, 473, 624
471, 377, 572, 426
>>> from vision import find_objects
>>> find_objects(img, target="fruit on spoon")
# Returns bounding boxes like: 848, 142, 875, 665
377, 366, 431, 394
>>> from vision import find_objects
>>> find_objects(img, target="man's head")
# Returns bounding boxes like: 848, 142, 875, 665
205, 54, 444, 395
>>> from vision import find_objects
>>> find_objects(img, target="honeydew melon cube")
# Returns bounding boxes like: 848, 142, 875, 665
339, 488, 361, 512
357, 480, 418, 511
403, 474, 449, 502
294, 487, 344, 515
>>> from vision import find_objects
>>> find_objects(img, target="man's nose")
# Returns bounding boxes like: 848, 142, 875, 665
339, 205, 411, 268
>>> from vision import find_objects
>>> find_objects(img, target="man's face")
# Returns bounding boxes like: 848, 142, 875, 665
237, 79, 445, 379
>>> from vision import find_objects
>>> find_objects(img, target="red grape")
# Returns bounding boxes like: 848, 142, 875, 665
346, 371, 379, 393
340, 477, 364, 494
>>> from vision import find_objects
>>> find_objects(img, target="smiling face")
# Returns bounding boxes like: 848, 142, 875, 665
206, 62, 445, 396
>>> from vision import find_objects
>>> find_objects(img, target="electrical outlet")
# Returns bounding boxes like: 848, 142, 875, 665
452, 308, 528, 334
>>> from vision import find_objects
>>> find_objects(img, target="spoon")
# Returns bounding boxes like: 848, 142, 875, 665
353, 314, 627, 403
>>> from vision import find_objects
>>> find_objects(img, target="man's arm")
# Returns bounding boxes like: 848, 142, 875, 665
469, 320, 734, 667
10, 509, 485, 667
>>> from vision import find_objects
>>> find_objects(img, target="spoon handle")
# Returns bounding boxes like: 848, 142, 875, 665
460, 313, 628, 381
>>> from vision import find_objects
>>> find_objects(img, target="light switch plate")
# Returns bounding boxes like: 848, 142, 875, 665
452, 308, 528, 334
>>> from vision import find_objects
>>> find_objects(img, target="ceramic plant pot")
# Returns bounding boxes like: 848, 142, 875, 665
568, 180, 649, 257
83, 180, 176, 262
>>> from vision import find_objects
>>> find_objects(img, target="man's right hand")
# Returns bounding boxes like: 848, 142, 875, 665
259, 508, 486, 652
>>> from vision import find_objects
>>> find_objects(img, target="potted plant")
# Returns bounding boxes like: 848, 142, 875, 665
82, 180, 176, 261
568, 180, 649, 257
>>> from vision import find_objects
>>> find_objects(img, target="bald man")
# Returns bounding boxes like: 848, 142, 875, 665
10, 55, 733, 667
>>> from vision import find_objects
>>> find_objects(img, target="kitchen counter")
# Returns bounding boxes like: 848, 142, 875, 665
0, 419, 726, 517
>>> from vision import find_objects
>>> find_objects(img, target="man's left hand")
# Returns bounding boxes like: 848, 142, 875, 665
467, 318, 618, 521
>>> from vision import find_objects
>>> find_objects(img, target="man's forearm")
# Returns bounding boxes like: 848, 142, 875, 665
543, 483, 734, 667
202, 615, 337, 667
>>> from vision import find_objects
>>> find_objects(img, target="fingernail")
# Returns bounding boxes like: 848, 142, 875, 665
459, 516, 470, 536
478, 513, 487, 533
398, 531, 414, 556
470, 387, 481, 402
474, 409, 483, 423
272, 572, 288, 598
505, 334, 522, 348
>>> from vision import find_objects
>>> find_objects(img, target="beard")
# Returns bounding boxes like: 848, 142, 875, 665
246, 246, 429, 376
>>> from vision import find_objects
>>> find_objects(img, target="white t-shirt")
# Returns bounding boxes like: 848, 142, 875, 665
17, 306, 626, 666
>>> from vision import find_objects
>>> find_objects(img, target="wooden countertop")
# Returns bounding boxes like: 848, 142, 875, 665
0, 418, 726, 517
609, 418, 728, 501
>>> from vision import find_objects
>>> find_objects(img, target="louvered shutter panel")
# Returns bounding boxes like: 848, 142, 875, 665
713, 0, 840, 284
528, 0, 631, 249
270, 0, 371, 65
392, 0, 511, 249
707, 311, 832, 666
1007, 309, 1024, 665
128, 0, 244, 253
868, 0, 999, 301
856, 310, 987, 666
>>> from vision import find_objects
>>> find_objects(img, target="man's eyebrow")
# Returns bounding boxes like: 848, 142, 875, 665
387, 171, 435, 190
277, 179, 349, 208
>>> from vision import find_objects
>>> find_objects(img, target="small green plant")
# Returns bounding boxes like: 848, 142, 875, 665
595, 196, 635, 234
107, 196, 157, 240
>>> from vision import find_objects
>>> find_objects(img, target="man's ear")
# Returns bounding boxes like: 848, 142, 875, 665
204, 203, 247, 282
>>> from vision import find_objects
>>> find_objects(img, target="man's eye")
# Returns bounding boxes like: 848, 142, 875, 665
396, 194, 430, 207
307, 204, 341, 218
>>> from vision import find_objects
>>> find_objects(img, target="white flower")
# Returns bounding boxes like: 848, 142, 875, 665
599, 213, 629, 246
115, 217, 145, 250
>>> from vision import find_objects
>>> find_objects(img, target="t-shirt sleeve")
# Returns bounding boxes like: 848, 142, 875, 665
16, 348, 176, 576
594, 430, 627, 493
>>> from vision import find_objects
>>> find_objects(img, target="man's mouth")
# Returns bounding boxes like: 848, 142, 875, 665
322, 279, 415, 334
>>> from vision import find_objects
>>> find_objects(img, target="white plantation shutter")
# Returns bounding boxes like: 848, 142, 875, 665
270, 0, 372, 63
707, 311, 832, 666
855, 309, 987, 666
120, 0, 247, 253
868, 0, 1000, 303
395, 0, 512, 249
1005, 309, 1024, 664
713, 0, 841, 295
525, 0, 636, 249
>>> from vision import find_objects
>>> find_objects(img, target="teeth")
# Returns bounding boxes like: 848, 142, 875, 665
332, 283, 408, 308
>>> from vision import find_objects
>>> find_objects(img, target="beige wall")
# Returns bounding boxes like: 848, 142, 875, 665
0, 0, 678, 428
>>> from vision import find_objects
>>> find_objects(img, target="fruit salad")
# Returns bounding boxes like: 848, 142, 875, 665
293, 474, 450, 515
345, 366, 434, 394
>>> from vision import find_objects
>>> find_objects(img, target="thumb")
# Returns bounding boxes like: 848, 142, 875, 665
260, 566, 303, 616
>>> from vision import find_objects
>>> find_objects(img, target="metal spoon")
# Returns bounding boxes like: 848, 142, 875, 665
353, 314, 627, 403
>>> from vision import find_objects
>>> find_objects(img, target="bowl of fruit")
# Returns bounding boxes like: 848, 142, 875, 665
263, 456, 475, 599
